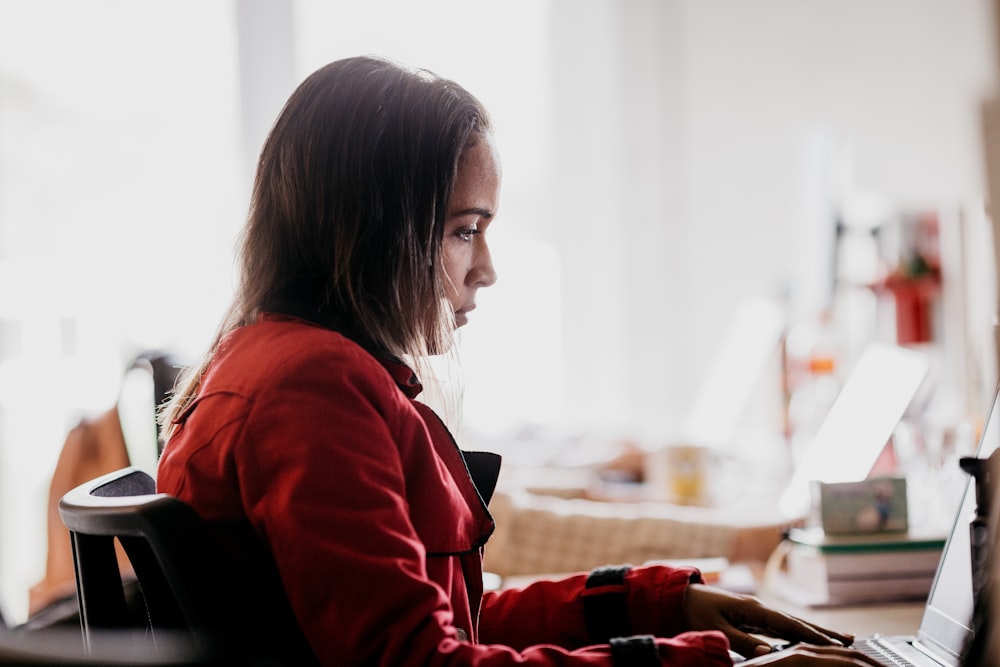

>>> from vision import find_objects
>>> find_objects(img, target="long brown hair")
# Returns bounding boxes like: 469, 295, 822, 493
162, 56, 491, 428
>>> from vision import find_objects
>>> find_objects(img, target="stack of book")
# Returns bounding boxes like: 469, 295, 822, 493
770, 527, 946, 607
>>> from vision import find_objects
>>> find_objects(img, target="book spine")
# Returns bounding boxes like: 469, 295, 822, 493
824, 575, 934, 605
821, 550, 942, 578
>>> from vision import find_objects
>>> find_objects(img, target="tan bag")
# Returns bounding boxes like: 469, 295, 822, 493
28, 407, 131, 616
26, 351, 185, 621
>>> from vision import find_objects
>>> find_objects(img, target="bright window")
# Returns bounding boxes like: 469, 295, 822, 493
0, 0, 243, 622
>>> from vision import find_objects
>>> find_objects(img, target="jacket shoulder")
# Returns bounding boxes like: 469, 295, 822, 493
211, 318, 392, 391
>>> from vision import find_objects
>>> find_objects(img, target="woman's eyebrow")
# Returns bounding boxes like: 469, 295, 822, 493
449, 207, 494, 219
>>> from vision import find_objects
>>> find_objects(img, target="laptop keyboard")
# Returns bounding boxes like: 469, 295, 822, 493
855, 638, 920, 667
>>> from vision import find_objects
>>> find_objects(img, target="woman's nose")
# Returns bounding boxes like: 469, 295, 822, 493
470, 242, 497, 288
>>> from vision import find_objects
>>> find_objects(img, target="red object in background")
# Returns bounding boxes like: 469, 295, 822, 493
879, 210, 942, 345
883, 273, 940, 345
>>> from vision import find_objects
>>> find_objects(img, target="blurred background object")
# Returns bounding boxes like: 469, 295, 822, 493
0, 0, 998, 622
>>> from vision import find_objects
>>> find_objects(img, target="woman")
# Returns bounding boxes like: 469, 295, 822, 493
157, 56, 879, 666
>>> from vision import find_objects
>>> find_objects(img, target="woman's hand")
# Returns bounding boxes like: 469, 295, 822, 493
682, 584, 880, 665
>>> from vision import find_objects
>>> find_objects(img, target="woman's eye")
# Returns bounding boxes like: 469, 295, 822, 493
455, 227, 480, 242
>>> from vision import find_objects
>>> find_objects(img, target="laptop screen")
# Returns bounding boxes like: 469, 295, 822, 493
778, 342, 929, 518
916, 384, 1000, 664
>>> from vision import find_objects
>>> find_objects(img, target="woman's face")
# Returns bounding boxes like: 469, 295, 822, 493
441, 135, 500, 328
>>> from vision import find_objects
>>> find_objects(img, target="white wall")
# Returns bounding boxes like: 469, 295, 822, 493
0, 0, 245, 622
541, 0, 998, 437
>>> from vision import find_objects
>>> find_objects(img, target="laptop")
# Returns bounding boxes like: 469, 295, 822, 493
828, 381, 1000, 666
778, 341, 931, 519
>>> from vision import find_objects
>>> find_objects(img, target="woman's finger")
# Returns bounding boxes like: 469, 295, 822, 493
735, 599, 854, 646
724, 630, 783, 660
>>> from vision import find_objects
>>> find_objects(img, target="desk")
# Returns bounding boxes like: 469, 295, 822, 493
762, 595, 924, 638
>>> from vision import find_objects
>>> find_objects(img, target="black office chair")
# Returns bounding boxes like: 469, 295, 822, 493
58, 467, 316, 665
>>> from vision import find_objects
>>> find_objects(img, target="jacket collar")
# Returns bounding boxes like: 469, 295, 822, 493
257, 306, 423, 399
378, 356, 423, 399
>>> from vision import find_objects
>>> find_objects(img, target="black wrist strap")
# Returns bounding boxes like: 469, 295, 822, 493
582, 565, 631, 643
610, 635, 659, 667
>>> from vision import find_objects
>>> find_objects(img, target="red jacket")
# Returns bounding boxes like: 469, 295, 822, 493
157, 313, 732, 666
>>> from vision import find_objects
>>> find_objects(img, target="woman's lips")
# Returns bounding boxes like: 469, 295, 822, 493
455, 304, 476, 327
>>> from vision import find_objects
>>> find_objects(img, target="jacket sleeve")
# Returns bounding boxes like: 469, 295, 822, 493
230, 344, 732, 666
480, 564, 732, 659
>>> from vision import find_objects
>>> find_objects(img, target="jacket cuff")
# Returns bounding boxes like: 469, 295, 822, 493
581, 565, 632, 642
610, 635, 659, 667
625, 564, 703, 637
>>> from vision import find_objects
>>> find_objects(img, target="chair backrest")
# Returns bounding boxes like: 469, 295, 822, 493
58, 467, 315, 664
